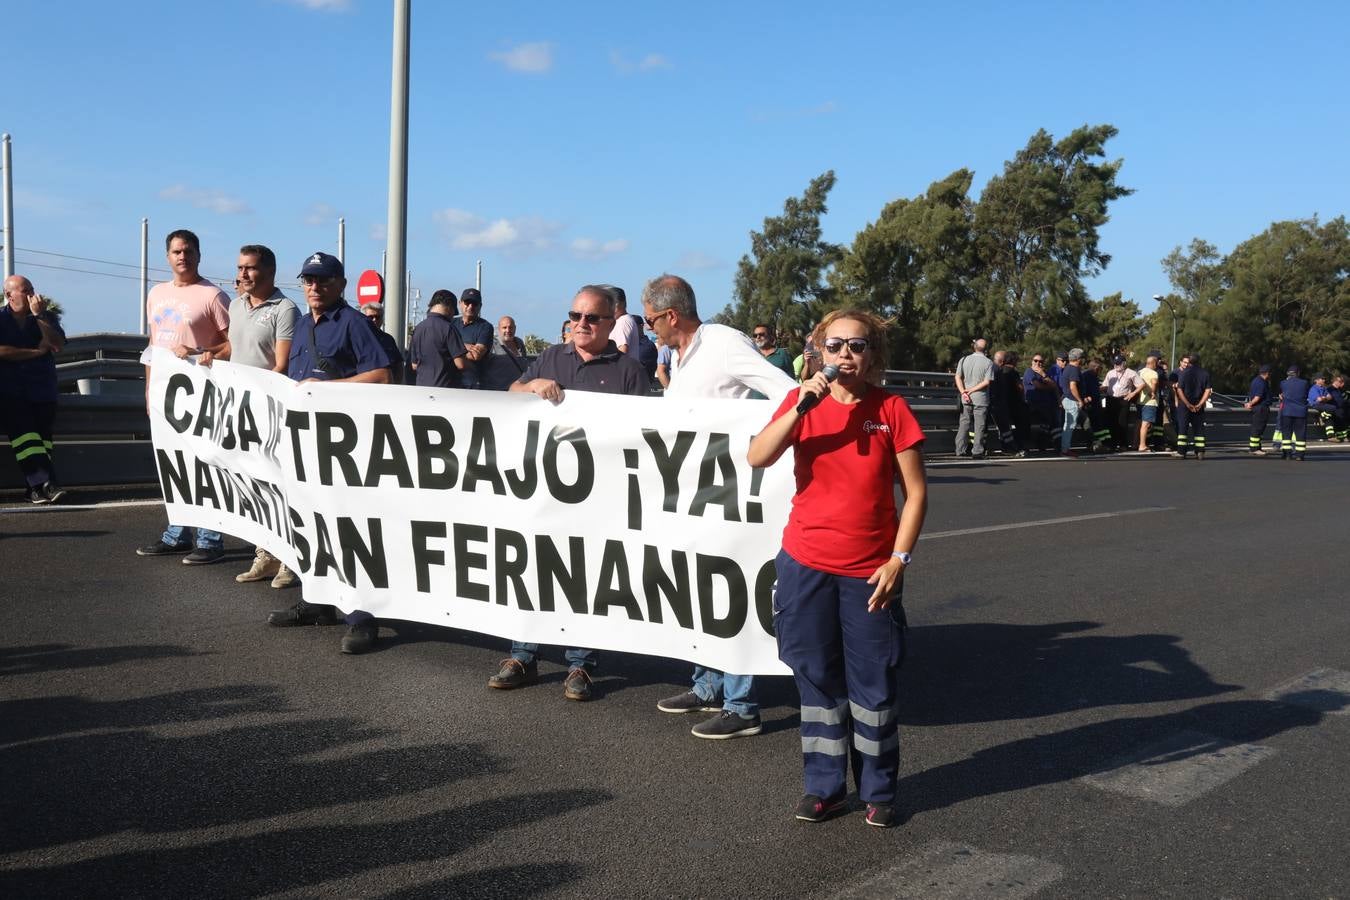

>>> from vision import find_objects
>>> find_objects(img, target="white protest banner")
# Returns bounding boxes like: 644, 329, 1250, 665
146, 348, 794, 674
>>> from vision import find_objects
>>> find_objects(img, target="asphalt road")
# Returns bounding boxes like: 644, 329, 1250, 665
3, 447, 1349, 899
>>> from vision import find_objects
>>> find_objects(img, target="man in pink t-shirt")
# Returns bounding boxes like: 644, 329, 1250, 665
136, 229, 231, 564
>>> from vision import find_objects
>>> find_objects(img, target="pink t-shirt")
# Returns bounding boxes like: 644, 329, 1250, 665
147, 279, 230, 351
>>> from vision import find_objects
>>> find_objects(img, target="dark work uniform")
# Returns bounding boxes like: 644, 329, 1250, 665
1277, 375, 1310, 459
1331, 385, 1348, 442
990, 365, 1022, 453
1247, 373, 1274, 453
1023, 367, 1059, 451
452, 317, 494, 389
370, 323, 405, 385
0, 306, 65, 489
1309, 384, 1338, 441
1175, 365, 1211, 458
1080, 368, 1107, 451
409, 312, 467, 388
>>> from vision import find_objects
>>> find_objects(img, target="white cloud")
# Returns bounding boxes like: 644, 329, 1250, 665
304, 202, 337, 226
674, 250, 725, 271
434, 208, 562, 256
489, 42, 554, 74
159, 184, 252, 215
369, 223, 386, 242
570, 237, 630, 261
610, 50, 673, 75
282, 0, 352, 11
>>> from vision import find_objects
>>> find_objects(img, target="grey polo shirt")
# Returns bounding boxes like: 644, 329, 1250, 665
228, 290, 298, 370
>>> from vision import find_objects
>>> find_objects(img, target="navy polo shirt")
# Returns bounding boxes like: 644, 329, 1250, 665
1249, 375, 1272, 405
0, 308, 65, 402
1177, 366, 1211, 405
410, 312, 467, 388
288, 300, 390, 382
453, 316, 495, 388
1056, 364, 1081, 398
1080, 368, 1100, 401
517, 341, 649, 397
1280, 377, 1309, 416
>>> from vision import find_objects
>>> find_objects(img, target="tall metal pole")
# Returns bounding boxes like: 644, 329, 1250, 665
2, 134, 14, 280
476, 259, 482, 291
382, 0, 410, 351
337, 217, 346, 263
139, 218, 149, 335
1153, 294, 1177, 370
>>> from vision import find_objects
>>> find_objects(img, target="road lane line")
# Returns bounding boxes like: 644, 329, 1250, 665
920, 507, 1173, 541
1080, 728, 1276, 807
1264, 668, 1350, 715
832, 841, 1063, 900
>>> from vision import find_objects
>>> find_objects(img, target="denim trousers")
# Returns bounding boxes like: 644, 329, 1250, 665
162, 523, 223, 550
1060, 398, 1081, 451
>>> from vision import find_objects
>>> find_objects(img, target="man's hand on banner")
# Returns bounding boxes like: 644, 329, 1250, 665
520, 378, 565, 404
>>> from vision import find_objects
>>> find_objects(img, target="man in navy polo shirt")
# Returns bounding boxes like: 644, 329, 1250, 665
1, 274, 67, 504
487, 284, 649, 702
453, 287, 494, 388
268, 252, 391, 653
409, 289, 467, 388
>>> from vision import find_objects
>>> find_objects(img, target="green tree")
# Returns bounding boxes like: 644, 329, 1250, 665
718, 171, 843, 344
1088, 291, 1145, 361
523, 334, 550, 354
830, 169, 978, 369
973, 124, 1133, 356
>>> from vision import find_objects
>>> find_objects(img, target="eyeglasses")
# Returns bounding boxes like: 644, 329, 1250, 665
822, 337, 870, 354
1032, 358, 1044, 363
643, 309, 672, 329
752, 331, 769, 339
568, 310, 612, 324
301, 275, 336, 286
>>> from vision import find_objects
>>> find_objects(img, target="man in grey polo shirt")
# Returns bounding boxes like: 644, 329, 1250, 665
955, 338, 997, 459
202, 244, 299, 588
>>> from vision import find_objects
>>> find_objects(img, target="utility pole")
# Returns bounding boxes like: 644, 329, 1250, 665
2, 134, 14, 280
382, 0, 411, 351
139, 218, 149, 335
337, 217, 346, 263
476, 259, 482, 291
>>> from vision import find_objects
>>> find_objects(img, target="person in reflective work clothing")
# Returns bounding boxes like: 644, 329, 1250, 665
1277, 365, 1310, 461
1244, 364, 1275, 455
748, 309, 928, 829
1173, 354, 1212, 459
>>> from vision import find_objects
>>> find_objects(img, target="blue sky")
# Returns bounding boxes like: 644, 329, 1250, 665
5, 0, 1347, 343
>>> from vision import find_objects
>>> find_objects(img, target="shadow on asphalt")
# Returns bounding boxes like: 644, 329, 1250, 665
898, 691, 1345, 818
927, 474, 1017, 485
0, 529, 112, 539
900, 620, 1241, 724
0, 643, 203, 676
378, 863, 586, 899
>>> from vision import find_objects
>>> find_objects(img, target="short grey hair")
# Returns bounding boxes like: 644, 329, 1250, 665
641, 274, 699, 320
575, 284, 617, 316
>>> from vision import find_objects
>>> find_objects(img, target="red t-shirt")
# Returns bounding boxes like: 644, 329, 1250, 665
769, 387, 925, 577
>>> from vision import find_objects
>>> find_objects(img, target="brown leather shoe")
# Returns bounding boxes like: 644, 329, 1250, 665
563, 668, 593, 702
488, 658, 538, 690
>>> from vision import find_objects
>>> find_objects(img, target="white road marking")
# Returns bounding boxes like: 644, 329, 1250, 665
1080, 729, 1276, 807
0, 498, 162, 515
832, 841, 1063, 900
1264, 668, 1350, 715
921, 507, 1173, 541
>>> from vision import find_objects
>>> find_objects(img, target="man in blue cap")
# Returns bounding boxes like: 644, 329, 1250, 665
268, 252, 393, 653
1277, 365, 1309, 461
1244, 364, 1275, 455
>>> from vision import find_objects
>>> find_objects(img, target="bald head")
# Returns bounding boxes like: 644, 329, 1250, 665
973, 338, 988, 353
4, 274, 35, 311
993, 350, 1006, 365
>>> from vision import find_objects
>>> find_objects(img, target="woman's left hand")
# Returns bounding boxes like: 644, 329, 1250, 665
865, 557, 905, 612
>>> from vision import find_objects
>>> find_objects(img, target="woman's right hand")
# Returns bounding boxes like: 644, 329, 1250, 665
797, 370, 832, 412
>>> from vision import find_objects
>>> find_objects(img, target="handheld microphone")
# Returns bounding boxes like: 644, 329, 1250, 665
795, 364, 840, 415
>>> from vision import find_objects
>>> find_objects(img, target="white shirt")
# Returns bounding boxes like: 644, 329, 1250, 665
610, 313, 641, 361
665, 322, 797, 401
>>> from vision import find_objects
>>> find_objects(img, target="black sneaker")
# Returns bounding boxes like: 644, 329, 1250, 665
40, 482, 67, 504
341, 621, 379, 654
137, 540, 191, 557
563, 667, 593, 701
25, 486, 50, 505
267, 601, 340, 627
865, 802, 897, 828
691, 710, 762, 740
487, 658, 538, 690
794, 794, 847, 823
656, 690, 721, 714
182, 547, 225, 566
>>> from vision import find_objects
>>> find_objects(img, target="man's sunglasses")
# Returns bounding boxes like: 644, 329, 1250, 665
568, 310, 612, 324
752, 331, 769, 338
301, 275, 336, 286
1032, 358, 1044, 363
822, 337, 870, 354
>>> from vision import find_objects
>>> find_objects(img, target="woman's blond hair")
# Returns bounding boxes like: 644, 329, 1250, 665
811, 309, 891, 385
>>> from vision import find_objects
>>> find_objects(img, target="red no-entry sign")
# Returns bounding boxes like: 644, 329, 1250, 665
356, 269, 384, 306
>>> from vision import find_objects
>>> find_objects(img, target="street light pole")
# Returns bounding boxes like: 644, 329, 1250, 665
1153, 294, 1178, 370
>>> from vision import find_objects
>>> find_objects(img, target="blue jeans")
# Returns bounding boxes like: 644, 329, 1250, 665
511, 641, 596, 672
692, 666, 758, 717
1060, 398, 1081, 452
162, 524, 223, 550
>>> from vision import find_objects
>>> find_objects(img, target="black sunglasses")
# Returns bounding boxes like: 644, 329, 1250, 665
301, 275, 336, 286
822, 337, 869, 354
1032, 357, 1044, 363
643, 309, 671, 329
752, 331, 769, 338
568, 310, 611, 324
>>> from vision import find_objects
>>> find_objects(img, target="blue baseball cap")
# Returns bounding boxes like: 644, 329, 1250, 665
298, 251, 344, 279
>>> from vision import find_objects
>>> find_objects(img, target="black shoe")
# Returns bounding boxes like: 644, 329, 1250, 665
341, 621, 379, 654
182, 547, 225, 566
40, 482, 67, 504
656, 690, 721, 714
25, 486, 50, 505
971, 451, 987, 460
137, 540, 191, 557
865, 803, 897, 828
267, 601, 340, 627
563, 667, 593, 701
691, 710, 762, 740
487, 658, 538, 689
794, 794, 847, 823
1195, 451, 1205, 460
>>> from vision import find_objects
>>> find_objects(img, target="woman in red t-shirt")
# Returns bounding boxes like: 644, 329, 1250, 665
747, 309, 928, 828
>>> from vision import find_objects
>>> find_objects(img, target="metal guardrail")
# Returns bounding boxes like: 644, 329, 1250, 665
0, 336, 1277, 490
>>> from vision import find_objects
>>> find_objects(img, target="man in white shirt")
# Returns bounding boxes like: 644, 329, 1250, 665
605, 285, 642, 363
641, 273, 796, 739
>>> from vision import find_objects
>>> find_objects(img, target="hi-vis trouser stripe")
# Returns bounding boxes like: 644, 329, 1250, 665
1093, 426, 1112, 446
1249, 434, 1262, 450
12, 431, 49, 462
